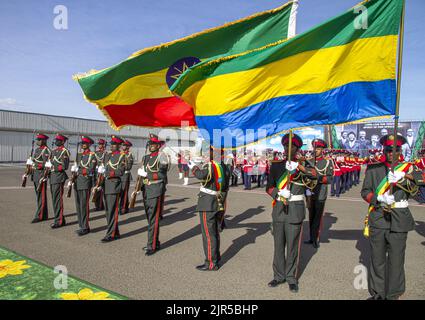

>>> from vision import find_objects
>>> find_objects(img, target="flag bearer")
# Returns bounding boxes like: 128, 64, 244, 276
120, 139, 134, 214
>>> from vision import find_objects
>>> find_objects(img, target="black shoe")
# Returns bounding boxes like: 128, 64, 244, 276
78, 229, 90, 236
367, 295, 383, 300
312, 240, 320, 249
268, 279, 286, 288
289, 283, 299, 293
195, 263, 220, 271
50, 223, 65, 229
31, 218, 42, 224
145, 249, 157, 256
101, 236, 115, 243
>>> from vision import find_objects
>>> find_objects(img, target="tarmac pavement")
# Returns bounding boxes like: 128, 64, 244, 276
0, 165, 424, 299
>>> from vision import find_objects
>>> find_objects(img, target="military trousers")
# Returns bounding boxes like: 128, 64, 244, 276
94, 188, 105, 211
331, 175, 341, 196
74, 188, 91, 231
307, 200, 326, 242
51, 182, 66, 225
105, 193, 121, 239
199, 211, 221, 269
120, 180, 130, 214
34, 181, 49, 220
272, 220, 303, 285
368, 227, 408, 300
144, 196, 163, 251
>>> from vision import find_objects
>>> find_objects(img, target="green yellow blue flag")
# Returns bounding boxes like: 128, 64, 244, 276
171, 0, 403, 148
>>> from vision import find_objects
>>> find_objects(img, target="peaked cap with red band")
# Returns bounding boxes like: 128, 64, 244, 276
379, 134, 407, 147
54, 133, 68, 142
312, 139, 327, 148
81, 136, 94, 145
110, 135, 124, 145
281, 133, 303, 148
36, 133, 49, 140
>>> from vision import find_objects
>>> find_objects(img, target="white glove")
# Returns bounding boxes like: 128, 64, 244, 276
137, 168, 147, 177
377, 192, 395, 206
278, 188, 291, 199
45, 160, 52, 169
97, 165, 105, 174
67, 181, 73, 188
285, 161, 299, 172
26, 158, 34, 166
187, 160, 196, 170
71, 164, 78, 173
387, 171, 405, 184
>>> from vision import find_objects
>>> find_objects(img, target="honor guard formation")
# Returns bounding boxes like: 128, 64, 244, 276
22, 130, 425, 299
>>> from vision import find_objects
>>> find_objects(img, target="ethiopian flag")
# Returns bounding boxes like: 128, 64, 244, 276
172, 0, 403, 148
74, 1, 298, 130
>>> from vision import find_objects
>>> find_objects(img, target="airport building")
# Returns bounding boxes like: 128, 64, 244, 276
0, 109, 198, 163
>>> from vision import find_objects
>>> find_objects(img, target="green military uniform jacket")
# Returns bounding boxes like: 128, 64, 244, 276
104, 151, 126, 195
50, 146, 70, 184
32, 146, 51, 186
122, 151, 134, 185
75, 150, 96, 191
267, 160, 310, 224
193, 161, 231, 212
305, 157, 334, 201
141, 151, 169, 199
361, 162, 425, 232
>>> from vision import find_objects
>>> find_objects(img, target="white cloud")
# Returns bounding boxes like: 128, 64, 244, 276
0, 98, 31, 112
269, 136, 282, 145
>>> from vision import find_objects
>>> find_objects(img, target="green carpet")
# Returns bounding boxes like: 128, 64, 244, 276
0, 246, 127, 300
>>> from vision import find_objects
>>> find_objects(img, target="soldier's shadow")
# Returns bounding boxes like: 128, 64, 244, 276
415, 220, 425, 246
161, 206, 267, 256
298, 212, 370, 279
212, 206, 268, 266
119, 205, 198, 240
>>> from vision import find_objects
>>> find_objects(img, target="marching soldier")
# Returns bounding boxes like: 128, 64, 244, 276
70, 136, 96, 236
304, 139, 334, 249
93, 138, 107, 211
49, 134, 70, 228
187, 147, 231, 271
99, 135, 126, 242
120, 139, 134, 215
266, 133, 313, 293
28, 133, 51, 223
137, 134, 169, 255
361, 134, 425, 300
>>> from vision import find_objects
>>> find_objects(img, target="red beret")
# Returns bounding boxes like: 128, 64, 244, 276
281, 133, 303, 148
81, 136, 94, 145
36, 133, 49, 140
312, 139, 327, 148
380, 134, 407, 147
97, 139, 106, 145
54, 134, 68, 142
110, 135, 124, 145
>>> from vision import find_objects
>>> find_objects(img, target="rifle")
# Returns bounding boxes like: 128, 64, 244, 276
129, 143, 148, 208
21, 132, 36, 187
66, 140, 80, 198
36, 143, 52, 193
91, 171, 104, 203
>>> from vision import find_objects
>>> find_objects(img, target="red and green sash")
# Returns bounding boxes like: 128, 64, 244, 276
211, 161, 224, 192
272, 170, 292, 206
363, 162, 412, 237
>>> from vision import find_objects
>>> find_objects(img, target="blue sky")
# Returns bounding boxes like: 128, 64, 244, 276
1, 0, 424, 121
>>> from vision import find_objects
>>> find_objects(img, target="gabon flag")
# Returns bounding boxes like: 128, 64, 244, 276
74, 1, 298, 130
171, 0, 403, 148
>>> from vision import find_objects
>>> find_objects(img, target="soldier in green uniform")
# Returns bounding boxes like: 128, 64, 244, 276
49, 134, 70, 229
304, 139, 334, 249
137, 134, 169, 255
70, 136, 96, 236
361, 134, 425, 300
120, 139, 134, 215
100, 135, 126, 243
28, 133, 51, 223
187, 147, 231, 271
266, 133, 314, 293
93, 138, 107, 211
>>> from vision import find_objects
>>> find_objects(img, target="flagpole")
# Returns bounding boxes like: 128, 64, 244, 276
391, 0, 405, 174
286, 129, 293, 191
